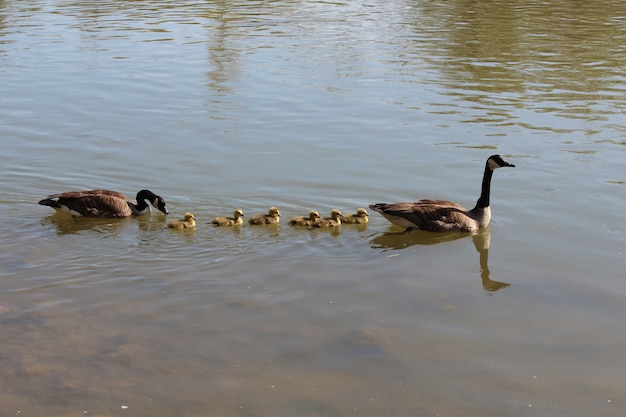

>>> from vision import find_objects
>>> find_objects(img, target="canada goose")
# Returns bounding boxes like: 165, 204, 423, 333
369, 155, 515, 232
212, 209, 244, 226
341, 208, 369, 224
168, 212, 196, 229
312, 209, 343, 228
248, 207, 280, 225
288, 211, 321, 227
38, 189, 169, 218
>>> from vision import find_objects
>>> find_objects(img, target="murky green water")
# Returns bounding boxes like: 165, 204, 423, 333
1, 1, 625, 416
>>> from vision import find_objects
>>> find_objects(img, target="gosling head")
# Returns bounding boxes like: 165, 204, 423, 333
268, 207, 280, 218
234, 209, 244, 218
356, 208, 368, 218
330, 209, 343, 219
309, 211, 321, 220
183, 212, 195, 221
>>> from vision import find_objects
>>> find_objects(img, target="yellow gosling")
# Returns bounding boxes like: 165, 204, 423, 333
312, 209, 342, 228
212, 209, 244, 226
168, 212, 196, 229
341, 208, 369, 224
248, 207, 280, 225
288, 211, 320, 227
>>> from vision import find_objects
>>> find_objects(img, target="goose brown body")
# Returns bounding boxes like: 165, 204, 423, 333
38, 189, 169, 218
212, 209, 244, 226
369, 155, 515, 232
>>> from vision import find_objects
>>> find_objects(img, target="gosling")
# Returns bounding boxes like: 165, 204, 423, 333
248, 206, 280, 225
212, 209, 244, 226
312, 209, 343, 228
288, 211, 320, 227
168, 212, 196, 229
341, 208, 369, 224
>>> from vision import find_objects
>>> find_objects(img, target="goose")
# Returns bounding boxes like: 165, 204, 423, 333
38, 189, 169, 218
288, 211, 321, 227
369, 155, 515, 232
212, 209, 244, 226
248, 207, 280, 225
312, 209, 343, 228
341, 208, 369, 224
168, 212, 196, 229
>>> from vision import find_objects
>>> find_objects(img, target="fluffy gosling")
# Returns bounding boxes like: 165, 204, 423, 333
312, 209, 343, 228
288, 211, 321, 227
168, 212, 196, 229
341, 208, 369, 224
212, 209, 244, 226
248, 206, 280, 225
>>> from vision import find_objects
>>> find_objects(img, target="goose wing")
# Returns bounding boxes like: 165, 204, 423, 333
370, 200, 474, 232
41, 189, 132, 217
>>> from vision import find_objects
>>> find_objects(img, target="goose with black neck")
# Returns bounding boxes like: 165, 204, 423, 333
369, 155, 515, 232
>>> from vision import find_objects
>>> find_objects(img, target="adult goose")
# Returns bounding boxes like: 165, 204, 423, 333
38, 189, 169, 218
212, 209, 244, 226
248, 207, 281, 225
168, 212, 196, 229
369, 155, 515, 232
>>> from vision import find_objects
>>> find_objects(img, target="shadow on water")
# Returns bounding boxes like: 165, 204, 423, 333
370, 226, 510, 292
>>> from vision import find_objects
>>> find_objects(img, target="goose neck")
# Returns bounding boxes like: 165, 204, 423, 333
475, 163, 493, 209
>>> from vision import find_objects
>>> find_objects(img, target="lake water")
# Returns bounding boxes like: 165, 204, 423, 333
1, 0, 625, 416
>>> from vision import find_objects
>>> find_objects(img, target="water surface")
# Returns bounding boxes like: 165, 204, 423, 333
1, 1, 625, 416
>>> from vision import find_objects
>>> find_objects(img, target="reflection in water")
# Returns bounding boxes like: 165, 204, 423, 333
41, 214, 132, 236
41, 213, 170, 236
370, 226, 510, 292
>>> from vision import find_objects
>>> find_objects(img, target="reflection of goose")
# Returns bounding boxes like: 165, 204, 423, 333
248, 207, 281, 225
42, 214, 132, 235
38, 189, 169, 218
370, 227, 510, 292
168, 212, 196, 229
212, 209, 244, 226
471, 228, 510, 292
369, 155, 515, 232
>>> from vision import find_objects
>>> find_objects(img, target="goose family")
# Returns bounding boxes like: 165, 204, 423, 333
212, 209, 244, 226
288, 211, 321, 227
168, 212, 196, 229
38, 189, 169, 218
248, 207, 281, 225
369, 155, 515, 232
37, 155, 515, 233
341, 208, 369, 224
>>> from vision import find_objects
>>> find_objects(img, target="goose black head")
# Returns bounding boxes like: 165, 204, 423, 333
138, 189, 169, 215
154, 196, 169, 215
487, 155, 515, 170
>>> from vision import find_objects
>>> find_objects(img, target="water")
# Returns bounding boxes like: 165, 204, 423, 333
1, 0, 625, 416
